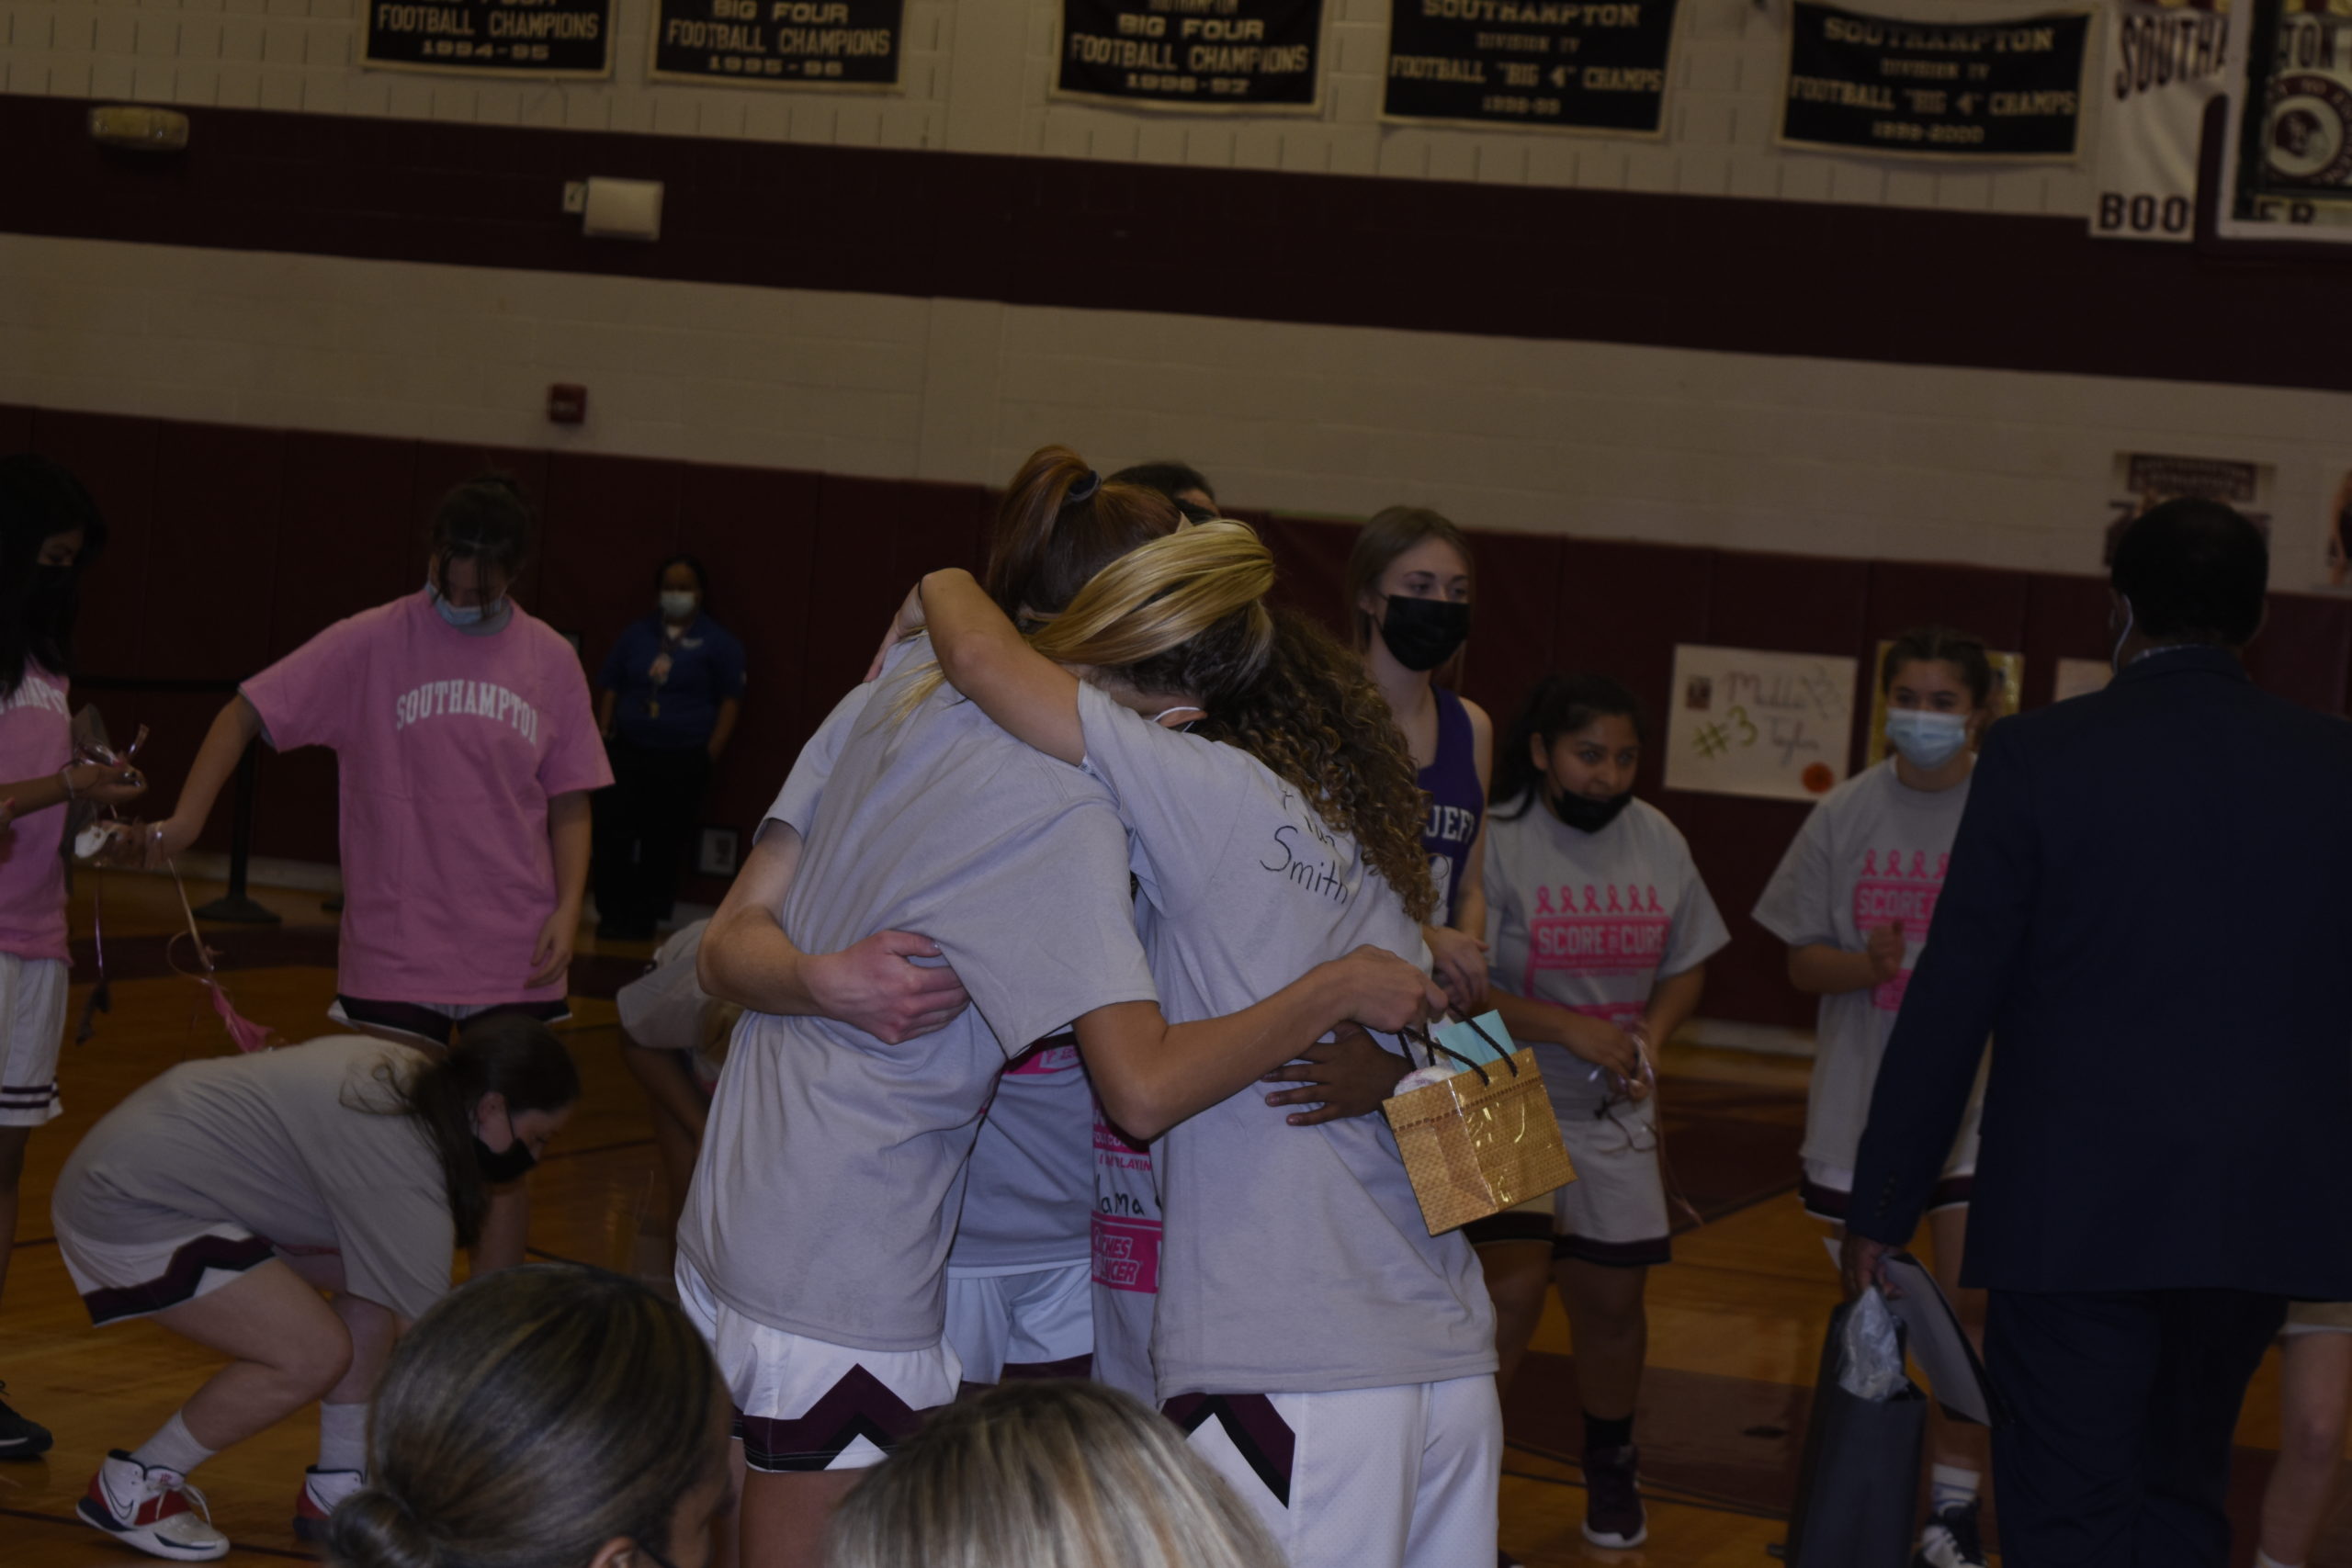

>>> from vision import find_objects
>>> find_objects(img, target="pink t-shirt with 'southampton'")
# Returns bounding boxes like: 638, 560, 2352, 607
0, 665, 74, 962
241, 592, 610, 1005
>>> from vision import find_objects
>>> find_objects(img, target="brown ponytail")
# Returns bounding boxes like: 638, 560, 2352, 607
327, 1265, 725, 1568
984, 446, 1186, 625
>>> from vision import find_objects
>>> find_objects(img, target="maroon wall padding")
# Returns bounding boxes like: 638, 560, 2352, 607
6, 91, 2352, 394
11, 400, 2351, 1026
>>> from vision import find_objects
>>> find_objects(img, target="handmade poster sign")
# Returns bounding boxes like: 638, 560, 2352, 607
1056, 0, 1324, 109
1665, 645, 1860, 802
1382, 0, 1679, 134
1779, 1, 2090, 159
650, 0, 903, 86
1863, 642, 2023, 766
363, 0, 613, 76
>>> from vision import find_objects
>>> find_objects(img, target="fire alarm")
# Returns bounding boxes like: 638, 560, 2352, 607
548, 384, 587, 424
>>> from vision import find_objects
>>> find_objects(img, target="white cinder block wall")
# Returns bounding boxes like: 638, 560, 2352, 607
6, 232, 2347, 581
0, 0, 2094, 216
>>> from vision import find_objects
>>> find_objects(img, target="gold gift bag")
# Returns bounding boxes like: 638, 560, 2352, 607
1383, 1022, 1577, 1237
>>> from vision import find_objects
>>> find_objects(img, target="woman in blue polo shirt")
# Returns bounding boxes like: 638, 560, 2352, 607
593, 555, 746, 942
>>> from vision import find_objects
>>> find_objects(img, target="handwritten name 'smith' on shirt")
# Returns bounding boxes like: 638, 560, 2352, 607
240, 590, 611, 1004
1075, 684, 1497, 1402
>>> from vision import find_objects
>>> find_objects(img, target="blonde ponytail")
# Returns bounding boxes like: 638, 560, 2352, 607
896, 521, 1277, 721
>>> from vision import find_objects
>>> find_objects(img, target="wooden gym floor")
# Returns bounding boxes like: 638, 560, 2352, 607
1, 874, 2339, 1568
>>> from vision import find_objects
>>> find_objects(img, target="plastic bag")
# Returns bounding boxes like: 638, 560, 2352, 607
1836, 1288, 1906, 1402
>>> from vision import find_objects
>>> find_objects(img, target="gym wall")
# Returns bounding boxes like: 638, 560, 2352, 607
4, 5, 2349, 1028
11, 400, 2350, 1029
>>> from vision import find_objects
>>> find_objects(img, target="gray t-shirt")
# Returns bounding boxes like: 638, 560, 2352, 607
52, 1037, 455, 1322
676, 660, 1157, 1350
956, 1039, 1094, 1274
1076, 684, 1498, 1400
1483, 797, 1731, 1109
1753, 760, 1980, 1171
760, 651, 1101, 1280
616, 920, 712, 1052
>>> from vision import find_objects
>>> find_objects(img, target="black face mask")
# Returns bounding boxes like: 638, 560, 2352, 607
1376, 596, 1471, 672
471, 1133, 537, 1184
1546, 785, 1634, 835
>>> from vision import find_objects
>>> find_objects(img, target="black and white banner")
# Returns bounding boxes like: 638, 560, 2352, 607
1383, 0, 1679, 134
1779, 2, 2089, 158
363, 0, 612, 76
649, 0, 902, 87
2091, 0, 2231, 241
1056, 0, 1325, 110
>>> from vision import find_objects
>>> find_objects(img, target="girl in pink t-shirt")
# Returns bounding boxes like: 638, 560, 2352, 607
150, 477, 609, 1267
0, 455, 149, 1460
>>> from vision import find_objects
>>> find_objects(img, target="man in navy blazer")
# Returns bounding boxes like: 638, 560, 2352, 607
1843, 499, 2352, 1566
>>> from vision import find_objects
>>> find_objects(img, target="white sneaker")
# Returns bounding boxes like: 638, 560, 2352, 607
1916, 1500, 1988, 1568
78, 1450, 232, 1561
294, 1465, 366, 1540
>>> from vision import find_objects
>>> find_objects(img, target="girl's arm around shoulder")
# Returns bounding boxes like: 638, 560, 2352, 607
921, 570, 1086, 765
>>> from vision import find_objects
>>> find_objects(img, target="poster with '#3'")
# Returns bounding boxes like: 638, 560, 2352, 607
1665, 645, 1859, 802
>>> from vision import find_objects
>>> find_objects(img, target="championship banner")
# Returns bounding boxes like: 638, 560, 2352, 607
363, 0, 612, 76
2216, 0, 2352, 240
2091, 0, 2232, 241
1779, 1, 2090, 158
650, 0, 902, 87
1382, 0, 1679, 135
1056, 0, 1325, 110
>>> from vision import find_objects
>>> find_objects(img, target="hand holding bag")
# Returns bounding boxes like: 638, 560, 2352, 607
1784, 1292, 1928, 1568
1381, 1014, 1577, 1236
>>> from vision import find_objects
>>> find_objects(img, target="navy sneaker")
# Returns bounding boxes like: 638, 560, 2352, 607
0, 1384, 51, 1460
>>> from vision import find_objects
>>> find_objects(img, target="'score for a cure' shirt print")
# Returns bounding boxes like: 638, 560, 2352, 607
1853, 845, 1950, 1010
1525, 878, 1671, 1031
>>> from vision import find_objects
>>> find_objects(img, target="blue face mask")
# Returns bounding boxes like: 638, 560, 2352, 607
1884, 709, 1970, 770
427, 578, 504, 628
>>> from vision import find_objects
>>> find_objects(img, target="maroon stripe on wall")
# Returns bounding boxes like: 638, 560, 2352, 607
14, 398, 2352, 1027
5, 92, 2352, 392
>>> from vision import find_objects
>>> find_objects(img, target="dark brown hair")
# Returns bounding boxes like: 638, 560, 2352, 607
1196, 609, 1438, 923
1492, 673, 1645, 821
985, 446, 1185, 626
1342, 506, 1476, 657
0, 455, 106, 696
327, 1265, 724, 1568
428, 475, 534, 607
355, 1014, 580, 1249
1881, 626, 1994, 706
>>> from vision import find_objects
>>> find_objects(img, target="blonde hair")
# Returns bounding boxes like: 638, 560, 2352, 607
897, 521, 1276, 720
828, 1382, 1284, 1568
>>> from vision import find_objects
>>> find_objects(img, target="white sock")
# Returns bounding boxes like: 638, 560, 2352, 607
2255, 1551, 2301, 1568
317, 1402, 368, 1474
130, 1411, 215, 1479
1929, 1464, 1981, 1515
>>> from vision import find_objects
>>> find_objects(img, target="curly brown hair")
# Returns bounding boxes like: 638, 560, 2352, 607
1195, 608, 1437, 925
